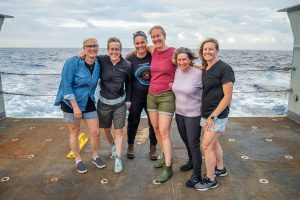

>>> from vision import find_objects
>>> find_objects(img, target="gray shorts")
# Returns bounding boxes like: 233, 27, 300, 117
63, 111, 98, 123
97, 101, 127, 129
200, 117, 228, 133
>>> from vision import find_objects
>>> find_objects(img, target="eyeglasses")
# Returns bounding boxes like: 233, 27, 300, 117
84, 44, 99, 49
109, 48, 120, 52
133, 31, 147, 39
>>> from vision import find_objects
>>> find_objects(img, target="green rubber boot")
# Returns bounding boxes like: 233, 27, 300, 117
154, 154, 165, 168
156, 166, 173, 182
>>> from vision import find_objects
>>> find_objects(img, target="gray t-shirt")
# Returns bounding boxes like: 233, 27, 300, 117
172, 67, 203, 117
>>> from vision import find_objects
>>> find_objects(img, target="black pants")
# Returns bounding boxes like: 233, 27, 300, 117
127, 94, 157, 146
175, 113, 202, 177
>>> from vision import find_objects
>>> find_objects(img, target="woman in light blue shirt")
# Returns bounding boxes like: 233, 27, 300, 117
55, 37, 105, 174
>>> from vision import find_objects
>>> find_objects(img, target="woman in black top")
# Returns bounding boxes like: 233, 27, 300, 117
126, 31, 157, 160
96, 37, 131, 174
194, 38, 235, 191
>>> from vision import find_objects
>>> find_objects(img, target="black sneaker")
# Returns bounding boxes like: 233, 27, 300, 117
92, 157, 106, 169
180, 161, 193, 172
185, 174, 201, 188
76, 161, 87, 174
215, 167, 227, 177
194, 176, 218, 191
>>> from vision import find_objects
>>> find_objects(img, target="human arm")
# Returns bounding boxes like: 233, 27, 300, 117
76, 50, 86, 59
194, 64, 205, 70
205, 82, 234, 132
61, 57, 82, 118
69, 99, 82, 119
125, 50, 135, 59
147, 45, 155, 54
125, 63, 132, 109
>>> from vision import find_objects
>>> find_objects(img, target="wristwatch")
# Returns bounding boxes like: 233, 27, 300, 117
209, 115, 217, 120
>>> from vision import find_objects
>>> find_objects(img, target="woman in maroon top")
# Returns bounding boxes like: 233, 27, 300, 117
146, 25, 176, 183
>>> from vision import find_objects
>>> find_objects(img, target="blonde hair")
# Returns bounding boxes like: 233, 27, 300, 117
82, 37, 98, 47
148, 25, 166, 38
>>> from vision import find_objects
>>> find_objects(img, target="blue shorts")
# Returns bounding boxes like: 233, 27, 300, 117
63, 111, 98, 122
200, 117, 228, 133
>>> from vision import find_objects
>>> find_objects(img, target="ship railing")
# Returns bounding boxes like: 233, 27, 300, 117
0, 67, 294, 96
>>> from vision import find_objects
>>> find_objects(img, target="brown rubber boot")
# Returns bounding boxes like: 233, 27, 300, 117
149, 145, 158, 160
127, 144, 135, 159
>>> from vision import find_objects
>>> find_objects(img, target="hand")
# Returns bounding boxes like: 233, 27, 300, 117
169, 82, 173, 89
77, 50, 86, 59
73, 107, 82, 119
126, 102, 131, 109
194, 64, 205, 70
205, 118, 215, 132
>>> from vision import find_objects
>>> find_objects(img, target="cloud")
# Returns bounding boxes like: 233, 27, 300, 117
0, 0, 298, 49
177, 32, 186, 40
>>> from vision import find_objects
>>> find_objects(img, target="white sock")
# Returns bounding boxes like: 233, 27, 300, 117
75, 159, 82, 165
93, 156, 99, 160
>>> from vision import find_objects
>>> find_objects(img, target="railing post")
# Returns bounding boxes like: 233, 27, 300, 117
0, 14, 13, 118
279, 5, 300, 123
0, 73, 6, 118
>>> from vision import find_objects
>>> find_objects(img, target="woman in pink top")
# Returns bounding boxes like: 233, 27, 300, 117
147, 25, 176, 183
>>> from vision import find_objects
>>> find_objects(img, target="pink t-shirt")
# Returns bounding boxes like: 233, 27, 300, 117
149, 47, 176, 95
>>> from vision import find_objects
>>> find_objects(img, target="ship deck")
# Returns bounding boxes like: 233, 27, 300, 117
0, 117, 299, 200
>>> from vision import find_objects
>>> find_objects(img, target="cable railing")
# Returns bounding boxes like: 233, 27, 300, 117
0, 66, 293, 96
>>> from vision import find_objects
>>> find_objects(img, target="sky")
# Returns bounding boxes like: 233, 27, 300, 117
0, 0, 299, 50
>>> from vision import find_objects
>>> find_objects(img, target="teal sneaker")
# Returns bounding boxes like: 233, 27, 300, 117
114, 156, 123, 173
111, 144, 116, 159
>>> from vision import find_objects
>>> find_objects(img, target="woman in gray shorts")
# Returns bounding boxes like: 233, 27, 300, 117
54, 37, 105, 174
96, 37, 132, 174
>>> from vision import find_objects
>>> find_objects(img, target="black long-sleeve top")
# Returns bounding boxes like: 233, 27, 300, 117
97, 55, 131, 102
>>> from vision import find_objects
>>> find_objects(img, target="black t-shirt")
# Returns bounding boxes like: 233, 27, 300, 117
61, 97, 96, 113
127, 52, 151, 98
201, 60, 235, 118
85, 61, 95, 75
97, 55, 131, 101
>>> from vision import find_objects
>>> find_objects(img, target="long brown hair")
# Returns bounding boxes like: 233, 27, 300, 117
199, 38, 219, 68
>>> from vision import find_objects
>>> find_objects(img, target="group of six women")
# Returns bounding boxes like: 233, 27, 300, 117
54, 25, 235, 192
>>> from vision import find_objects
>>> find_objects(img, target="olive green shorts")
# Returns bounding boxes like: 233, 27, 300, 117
147, 91, 175, 116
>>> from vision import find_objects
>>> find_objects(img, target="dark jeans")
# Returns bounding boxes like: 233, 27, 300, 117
175, 113, 202, 177
127, 94, 157, 146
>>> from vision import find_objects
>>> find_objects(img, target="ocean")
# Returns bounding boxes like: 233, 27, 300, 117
0, 48, 292, 118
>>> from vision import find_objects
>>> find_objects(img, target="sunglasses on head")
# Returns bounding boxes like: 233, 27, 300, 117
133, 31, 147, 38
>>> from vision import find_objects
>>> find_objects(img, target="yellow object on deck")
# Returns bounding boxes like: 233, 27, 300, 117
66, 133, 89, 159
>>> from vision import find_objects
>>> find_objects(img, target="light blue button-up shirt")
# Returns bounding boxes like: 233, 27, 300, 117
54, 56, 100, 111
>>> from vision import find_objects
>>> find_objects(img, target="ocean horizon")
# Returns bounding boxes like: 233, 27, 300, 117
0, 48, 292, 118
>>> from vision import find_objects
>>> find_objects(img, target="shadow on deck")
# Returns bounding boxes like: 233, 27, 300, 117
0, 117, 299, 200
